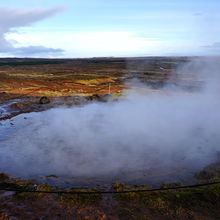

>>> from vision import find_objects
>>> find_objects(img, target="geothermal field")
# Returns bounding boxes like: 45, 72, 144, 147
1, 57, 220, 219
0, 57, 220, 187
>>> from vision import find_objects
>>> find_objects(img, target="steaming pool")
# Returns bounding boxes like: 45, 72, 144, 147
0, 93, 220, 187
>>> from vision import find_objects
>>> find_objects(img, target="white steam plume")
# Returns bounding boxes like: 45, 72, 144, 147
0, 57, 220, 185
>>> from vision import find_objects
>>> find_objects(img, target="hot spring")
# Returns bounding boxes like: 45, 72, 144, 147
1, 83, 220, 187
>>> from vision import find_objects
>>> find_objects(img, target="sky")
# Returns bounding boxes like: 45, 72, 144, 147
0, 0, 220, 58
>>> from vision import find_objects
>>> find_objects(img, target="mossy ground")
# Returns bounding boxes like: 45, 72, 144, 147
112, 182, 220, 219
0, 173, 220, 219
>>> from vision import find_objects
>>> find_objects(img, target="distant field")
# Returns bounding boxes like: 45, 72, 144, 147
0, 57, 200, 102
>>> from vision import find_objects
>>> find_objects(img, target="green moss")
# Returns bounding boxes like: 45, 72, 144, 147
11, 177, 37, 189
0, 172, 10, 181
113, 182, 220, 219
112, 182, 130, 191
34, 184, 54, 198
59, 187, 103, 205
161, 182, 183, 188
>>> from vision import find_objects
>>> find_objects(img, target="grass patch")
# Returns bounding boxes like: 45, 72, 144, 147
113, 181, 220, 219
59, 188, 103, 205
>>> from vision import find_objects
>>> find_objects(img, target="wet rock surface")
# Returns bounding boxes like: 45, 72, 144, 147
10, 102, 28, 110
0, 94, 113, 121
0, 96, 83, 121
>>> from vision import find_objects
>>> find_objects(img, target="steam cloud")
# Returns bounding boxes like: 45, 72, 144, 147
0, 58, 220, 185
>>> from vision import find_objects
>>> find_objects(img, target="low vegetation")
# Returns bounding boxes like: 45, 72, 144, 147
112, 182, 220, 219
0, 57, 199, 101
0, 172, 220, 219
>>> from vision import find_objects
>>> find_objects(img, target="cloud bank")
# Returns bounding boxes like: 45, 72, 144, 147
0, 6, 65, 57
7, 31, 164, 57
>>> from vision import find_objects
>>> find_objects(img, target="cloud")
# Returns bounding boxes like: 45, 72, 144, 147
0, 6, 66, 57
203, 42, 220, 49
13, 46, 64, 56
201, 42, 220, 55
193, 12, 203, 17
7, 31, 165, 57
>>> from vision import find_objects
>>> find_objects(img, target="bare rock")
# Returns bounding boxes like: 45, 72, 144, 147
39, 96, 50, 104
100, 94, 113, 102
87, 94, 101, 101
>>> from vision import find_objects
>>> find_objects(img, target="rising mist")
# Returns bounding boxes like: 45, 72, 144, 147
0, 57, 220, 185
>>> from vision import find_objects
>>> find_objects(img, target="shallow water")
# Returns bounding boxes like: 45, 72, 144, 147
0, 99, 23, 117
1, 84, 220, 188
0, 101, 216, 187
